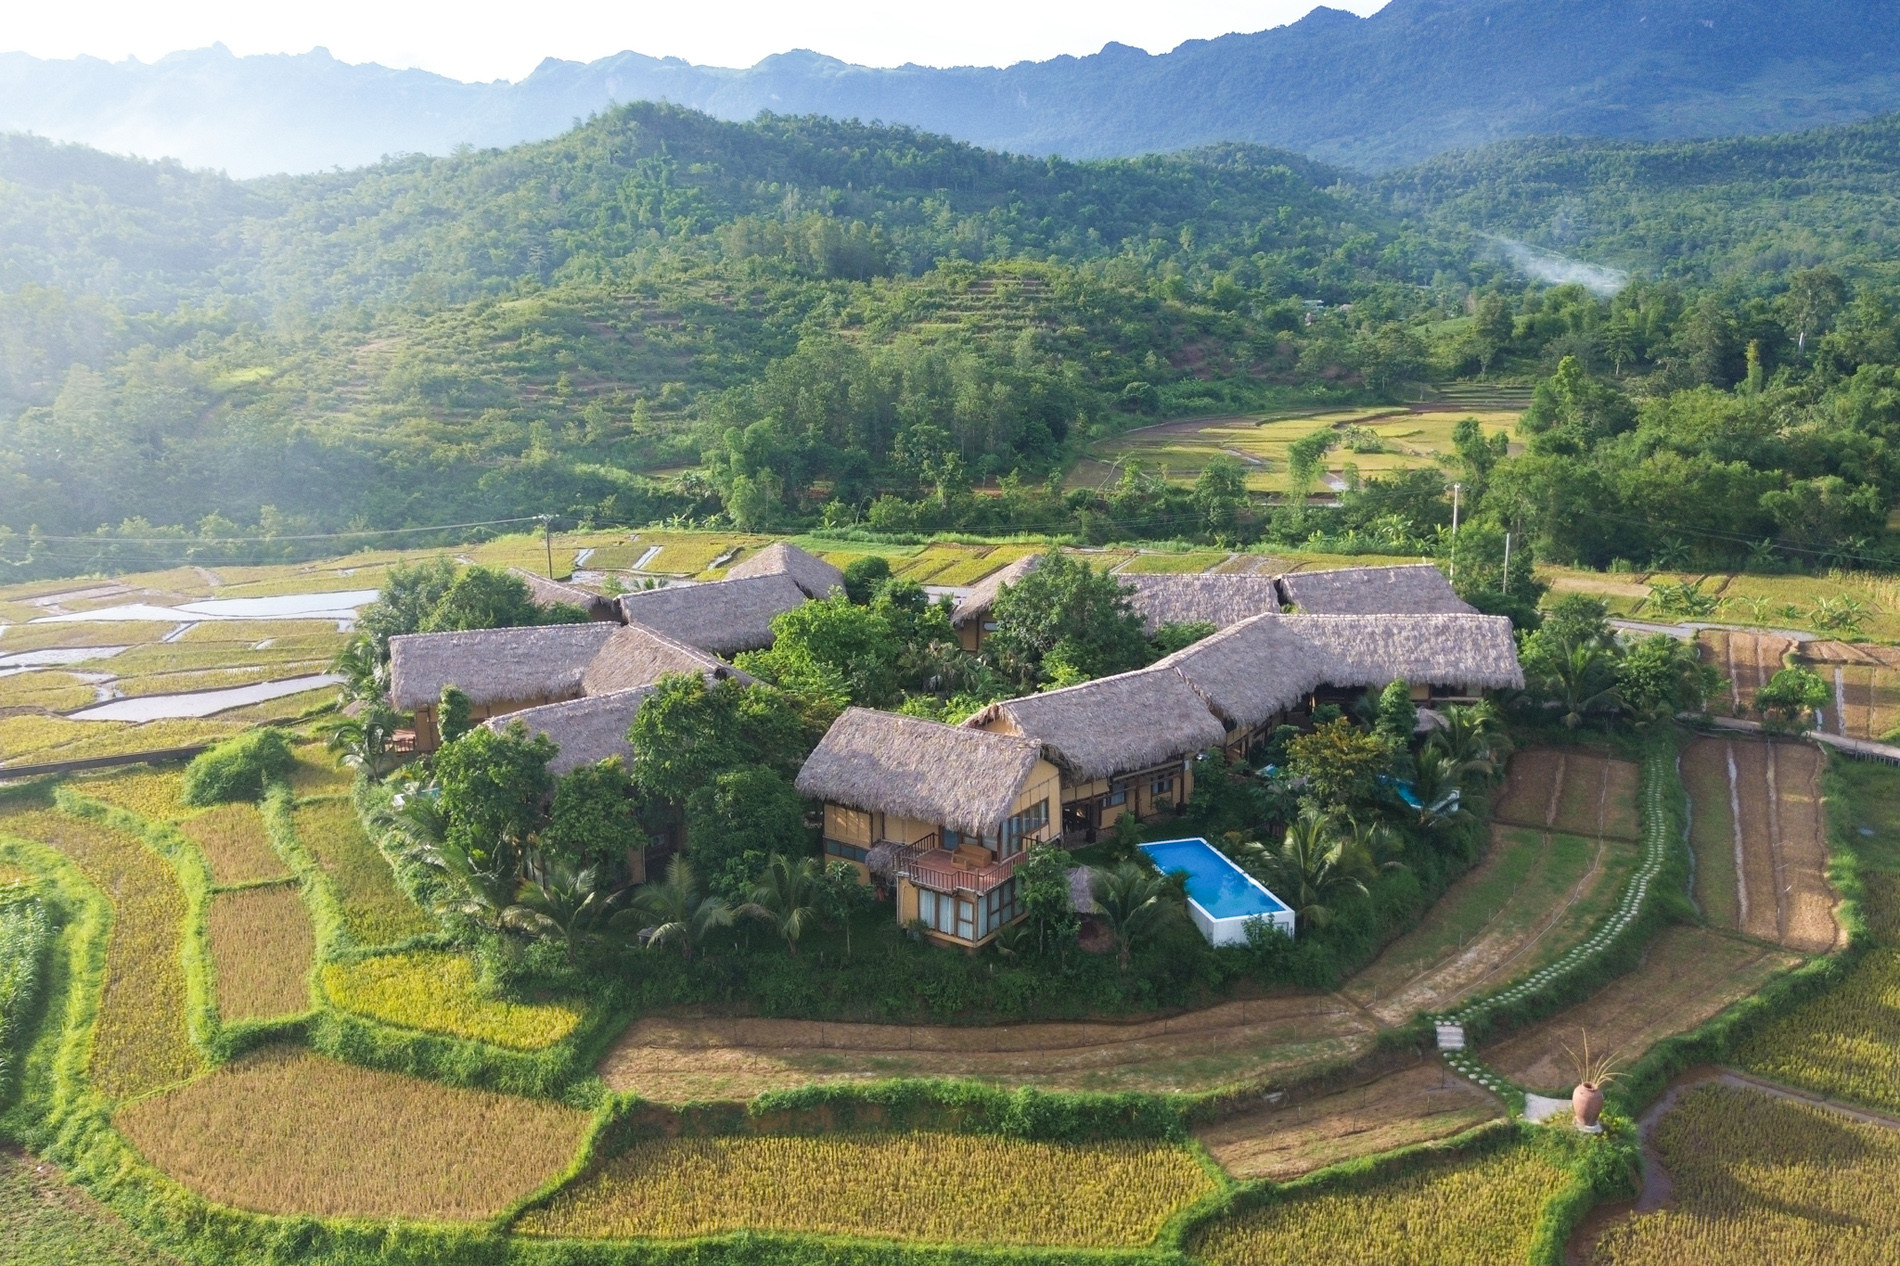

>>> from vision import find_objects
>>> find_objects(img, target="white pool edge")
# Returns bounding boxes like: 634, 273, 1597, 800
1139, 837, 1296, 946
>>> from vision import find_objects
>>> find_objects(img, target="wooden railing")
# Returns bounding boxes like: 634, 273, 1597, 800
887, 831, 1049, 896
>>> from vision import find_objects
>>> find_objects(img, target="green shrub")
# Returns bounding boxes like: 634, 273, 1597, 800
181, 729, 295, 806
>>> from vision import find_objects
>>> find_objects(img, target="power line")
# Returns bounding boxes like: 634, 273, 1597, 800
16, 515, 547, 546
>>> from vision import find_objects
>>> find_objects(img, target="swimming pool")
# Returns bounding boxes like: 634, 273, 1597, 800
1138, 838, 1294, 945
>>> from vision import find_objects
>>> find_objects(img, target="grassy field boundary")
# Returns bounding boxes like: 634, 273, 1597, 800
0, 882, 52, 1111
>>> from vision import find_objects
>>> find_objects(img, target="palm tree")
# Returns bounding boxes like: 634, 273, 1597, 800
1239, 809, 1376, 933
503, 859, 619, 963
410, 836, 517, 928
329, 634, 386, 703
321, 705, 402, 778
613, 856, 732, 962
1088, 861, 1182, 971
1549, 642, 1622, 730
740, 853, 822, 957
1409, 745, 1473, 833
1429, 701, 1508, 783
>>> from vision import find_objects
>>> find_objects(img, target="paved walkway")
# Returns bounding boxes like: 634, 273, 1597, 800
1707, 714, 1900, 764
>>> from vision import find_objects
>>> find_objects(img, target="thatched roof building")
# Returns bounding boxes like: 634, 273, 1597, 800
950, 554, 1042, 629
1122, 573, 1281, 635
506, 568, 619, 621
388, 623, 617, 710
582, 622, 752, 695
965, 667, 1228, 782
482, 686, 657, 775
725, 541, 845, 599
615, 572, 807, 656
1277, 564, 1475, 616
1158, 612, 1524, 731
797, 707, 1047, 837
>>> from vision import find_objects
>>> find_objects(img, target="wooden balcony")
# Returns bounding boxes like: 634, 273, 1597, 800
884, 831, 1046, 896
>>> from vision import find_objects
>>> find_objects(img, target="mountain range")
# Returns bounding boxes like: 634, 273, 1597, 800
7, 0, 1900, 177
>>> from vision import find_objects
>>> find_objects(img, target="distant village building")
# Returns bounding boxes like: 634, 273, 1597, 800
615, 573, 807, 657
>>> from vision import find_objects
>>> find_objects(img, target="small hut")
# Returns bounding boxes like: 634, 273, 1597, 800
1121, 573, 1281, 635
949, 554, 1041, 653
724, 541, 845, 599
615, 572, 807, 657
964, 667, 1226, 838
582, 621, 753, 694
1277, 564, 1475, 615
506, 568, 620, 622
797, 707, 1061, 948
482, 686, 658, 776
388, 623, 619, 750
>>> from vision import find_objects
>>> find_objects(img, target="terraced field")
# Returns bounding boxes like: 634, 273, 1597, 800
1482, 926, 1800, 1094
1681, 737, 1839, 953
1194, 1062, 1501, 1181
1698, 629, 1795, 717
1800, 640, 1900, 741
598, 995, 1381, 1100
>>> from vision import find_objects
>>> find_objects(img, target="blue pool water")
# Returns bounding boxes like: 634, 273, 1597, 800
1139, 839, 1291, 920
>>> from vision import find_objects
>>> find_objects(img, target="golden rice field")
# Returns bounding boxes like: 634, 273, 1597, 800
0, 716, 241, 769
182, 804, 287, 885
321, 952, 581, 1049
1119, 551, 1232, 574
1591, 1084, 1900, 1264
174, 619, 348, 644
1189, 1142, 1573, 1266
291, 798, 433, 946
66, 767, 188, 823
0, 807, 197, 1099
208, 886, 314, 1022
117, 665, 327, 699
0, 621, 178, 654
517, 1133, 1216, 1246
1734, 948, 1900, 1114
284, 743, 354, 798
0, 670, 95, 711
925, 546, 1038, 586
217, 687, 338, 726
114, 1046, 589, 1221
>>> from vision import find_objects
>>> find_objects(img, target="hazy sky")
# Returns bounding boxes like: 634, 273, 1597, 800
6, 1, 1390, 83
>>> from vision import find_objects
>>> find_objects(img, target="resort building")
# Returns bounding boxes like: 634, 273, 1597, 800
795, 708, 1062, 948
724, 540, 846, 598
1120, 572, 1283, 634
388, 620, 748, 752
1276, 563, 1476, 615
615, 572, 807, 657
963, 667, 1227, 838
950, 554, 1040, 653
506, 568, 621, 621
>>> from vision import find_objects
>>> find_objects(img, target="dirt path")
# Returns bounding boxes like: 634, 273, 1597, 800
598, 996, 1381, 1100
1194, 1062, 1501, 1181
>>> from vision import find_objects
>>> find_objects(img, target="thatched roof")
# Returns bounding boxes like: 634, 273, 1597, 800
725, 541, 845, 599
950, 554, 1042, 628
1159, 612, 1524, 730
388, 623, 617, 710
1122, 574, 1281, 635
1277, 564, 1476, 616
506, 568, 618, 621
965, 667, 1227, 783
582, 622, 751, 695
482, 686, 655, 776
796, 707, 1046, 837
615, 573, 807, 656
1283, 613, 1523, 691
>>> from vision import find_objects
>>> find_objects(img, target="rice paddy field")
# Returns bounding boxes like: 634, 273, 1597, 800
321, 951, 581, 1049
516, 1133, 1216, 1246
289, 797, 434, 946
1588, 1083, 1900, 1264
1083, 408, 1522, 495
0, 806, 198, 1100
113, 1046, 589, 1221
181, 804, 288, 885
1194, 1063, 1501, 1181
1482, 926, 1800, 1094
1188, 1141, 1575, 1265
0, 1148, 181, 1266
207, 885, 314, 1022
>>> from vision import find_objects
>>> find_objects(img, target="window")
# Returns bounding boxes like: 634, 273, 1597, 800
1101, 785, 1128, 809
983, 877, 1022, 935
916, 889, 977, 940
825, 839, 869, 864
1151, 774, 1176, 799
1000, 799, 1048, 858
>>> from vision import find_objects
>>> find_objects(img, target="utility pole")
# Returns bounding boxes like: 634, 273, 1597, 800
1450, 483, 1462, 582
1502, 531, 1512, 595
542, 516, 555, 578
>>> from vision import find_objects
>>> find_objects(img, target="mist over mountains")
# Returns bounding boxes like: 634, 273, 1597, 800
7, 0, 1900, 177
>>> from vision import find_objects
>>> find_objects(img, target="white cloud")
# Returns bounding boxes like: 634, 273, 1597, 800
4, 0, 1391, 83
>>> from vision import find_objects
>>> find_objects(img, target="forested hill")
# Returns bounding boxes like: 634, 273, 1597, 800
1374, 112, 1900, 284
9, 0, 1900, 176
0, 106, 1469, 545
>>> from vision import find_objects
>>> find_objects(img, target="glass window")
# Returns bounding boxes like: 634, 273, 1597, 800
983, 877, 1022, 934
917, 889, 941, 932
955, 898, 976, 941
1152, 774, 1175, 798
825, 839, 869, 863
1000, 799, 1048, 857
